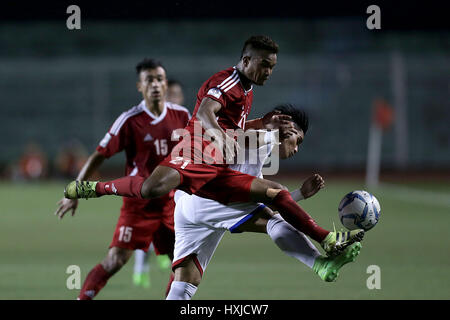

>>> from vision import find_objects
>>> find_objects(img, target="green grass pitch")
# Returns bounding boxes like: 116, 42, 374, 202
1, 179, 449, 299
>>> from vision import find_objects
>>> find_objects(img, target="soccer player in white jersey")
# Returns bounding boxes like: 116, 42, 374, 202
166, 104, 363, 300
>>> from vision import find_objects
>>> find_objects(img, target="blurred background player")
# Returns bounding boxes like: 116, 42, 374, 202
167, 79, 185, 106
11, 142, 49, 181
167, 105, 362, 299
132, 78, 186, 288
55, 58, 190, 299
55, 139, 89, 180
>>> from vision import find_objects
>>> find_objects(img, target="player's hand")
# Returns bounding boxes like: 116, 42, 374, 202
300, 174, 325, 199
262, 110, 293, 130
54, 197, 78, 220
279, 126, 298, 141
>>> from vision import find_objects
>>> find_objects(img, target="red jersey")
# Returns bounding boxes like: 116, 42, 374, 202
178, 67, 253, 164
187, 66, 253, 132
97, 100, 190, 212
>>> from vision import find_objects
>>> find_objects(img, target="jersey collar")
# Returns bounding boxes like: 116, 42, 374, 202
233, 66, 253, 95
140, 100, 168, 125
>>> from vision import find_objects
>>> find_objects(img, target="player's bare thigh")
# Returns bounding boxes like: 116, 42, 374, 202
141, 165, 181, 198
250, 177, 288, 203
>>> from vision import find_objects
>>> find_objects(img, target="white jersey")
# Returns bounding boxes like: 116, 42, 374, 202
172, 142, 275, 273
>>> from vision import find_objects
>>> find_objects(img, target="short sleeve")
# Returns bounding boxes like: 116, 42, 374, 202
205, 86, 227, 107
96, 114, 130, 158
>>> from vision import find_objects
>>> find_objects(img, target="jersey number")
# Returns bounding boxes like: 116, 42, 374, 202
118, 226, 133, 243
237, 111, 247, 129
154, 139, 168, 156
169, 156, 190, 169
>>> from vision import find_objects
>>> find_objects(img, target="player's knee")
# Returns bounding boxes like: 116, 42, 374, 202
103, 251, 130, 273
183, 272, 202, 287
265, 184, 287, 200
141, 179, 165, 199
174, 264, 202, 287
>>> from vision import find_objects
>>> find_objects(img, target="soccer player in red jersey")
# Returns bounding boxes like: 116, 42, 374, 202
65, 36, 364, 274
55, 58, 190, 300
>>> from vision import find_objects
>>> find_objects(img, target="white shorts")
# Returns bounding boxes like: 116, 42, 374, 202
172, 191, 266, 275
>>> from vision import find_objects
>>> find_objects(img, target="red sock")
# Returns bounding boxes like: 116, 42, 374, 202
96, 176, 146, 199
271, 190, 330, 243
78, 264, 111, 300
165, 273, 175, 298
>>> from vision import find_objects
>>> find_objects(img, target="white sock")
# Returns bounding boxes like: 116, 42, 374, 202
266, 214, 321, 268
166, 281, 198, 300
134, 249, 150, 274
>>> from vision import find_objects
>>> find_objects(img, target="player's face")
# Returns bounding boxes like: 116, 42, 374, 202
167, 84, 184, 105
279, 128, 304, 159
244, 50, 277, 85
137, 67, 168, 104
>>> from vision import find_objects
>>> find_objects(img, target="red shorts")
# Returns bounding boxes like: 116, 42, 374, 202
109, 200, 175, 254
159, 157, 256, 205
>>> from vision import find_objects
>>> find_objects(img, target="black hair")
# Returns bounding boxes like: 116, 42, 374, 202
168, 79, 182, 88
241, 35, 279, 58
273, 104, 309, 134
135, 58, 165, 75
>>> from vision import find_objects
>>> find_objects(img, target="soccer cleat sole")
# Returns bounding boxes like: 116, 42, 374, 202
335, 230, 365, 252
326, 242, 362, 282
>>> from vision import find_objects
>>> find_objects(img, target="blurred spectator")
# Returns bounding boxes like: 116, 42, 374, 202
15, 142, 49, 181
55, 139, 88, 179
166, 79, 185, 105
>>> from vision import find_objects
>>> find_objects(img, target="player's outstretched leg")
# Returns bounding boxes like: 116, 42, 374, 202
64, 165, 180, 200
313, 242, 362, 282
250, 179, 364, 256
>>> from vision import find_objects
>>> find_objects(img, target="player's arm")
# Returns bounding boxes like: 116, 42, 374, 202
75, 150, 106, 181
54, 151, 106, 219
291, 174, 325, 201
196, 97, 237, 161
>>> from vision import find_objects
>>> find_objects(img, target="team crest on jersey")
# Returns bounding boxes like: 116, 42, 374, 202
144, 133, 154, 142
207, 88, 222, 99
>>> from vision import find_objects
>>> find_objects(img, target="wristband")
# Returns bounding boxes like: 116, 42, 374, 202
290, 189, 304, 202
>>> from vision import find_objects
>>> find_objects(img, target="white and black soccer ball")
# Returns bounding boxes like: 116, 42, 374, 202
338, 190, 381, 231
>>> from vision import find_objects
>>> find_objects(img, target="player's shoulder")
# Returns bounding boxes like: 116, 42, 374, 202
110, 101, 145, 135
166, 102, 191, 117
206, 66, 237, 88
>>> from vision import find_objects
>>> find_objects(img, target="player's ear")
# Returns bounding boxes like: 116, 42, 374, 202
136, 81, 142, 92
242, 55, 250, 68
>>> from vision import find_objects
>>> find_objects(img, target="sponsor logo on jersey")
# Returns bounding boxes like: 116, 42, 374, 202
144, 133, 154, 142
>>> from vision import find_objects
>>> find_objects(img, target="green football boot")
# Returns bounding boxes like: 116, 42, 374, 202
132, 272, 151, 288
156, 255, 171, 270
64, 180, 99, 199
313, 242, 362, 282
321, 224, 364, 256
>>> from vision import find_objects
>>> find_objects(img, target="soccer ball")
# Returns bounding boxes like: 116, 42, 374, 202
338, 190, 381, 231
